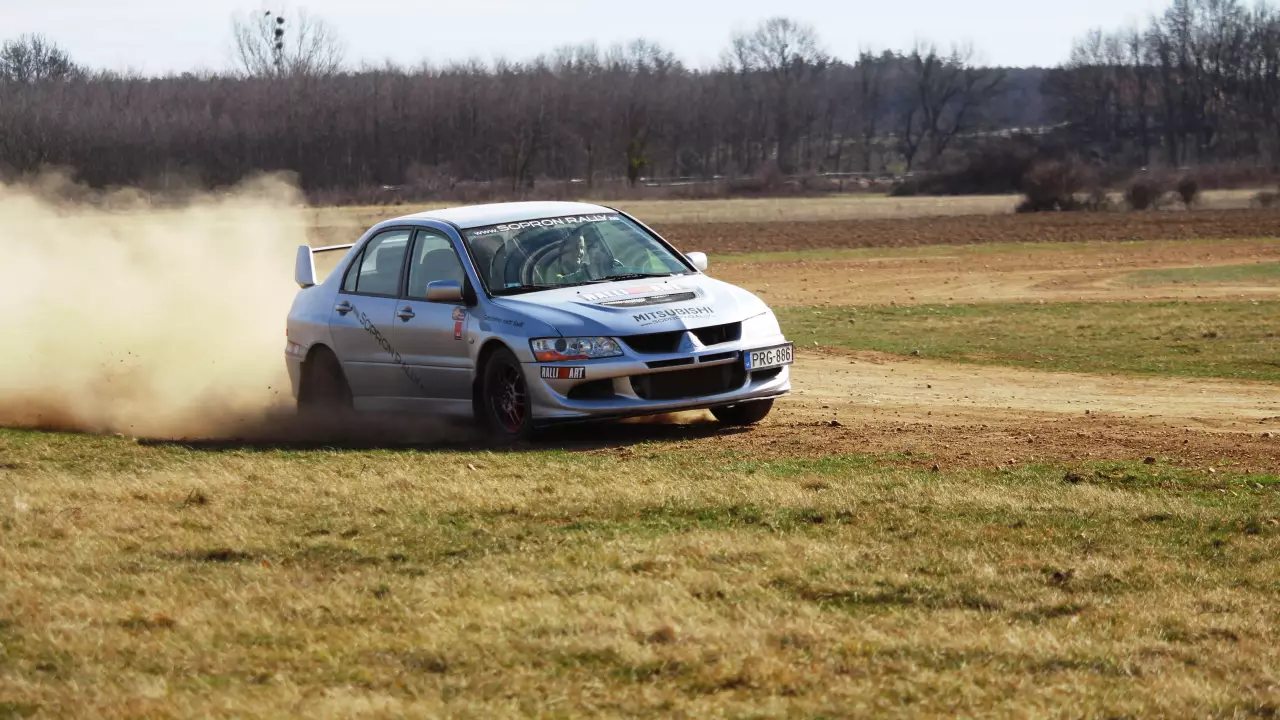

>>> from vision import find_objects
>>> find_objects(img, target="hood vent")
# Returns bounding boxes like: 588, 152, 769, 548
598, 292, 697, 308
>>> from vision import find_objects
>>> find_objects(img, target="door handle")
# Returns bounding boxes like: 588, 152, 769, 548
396, 307, 416, 321
335, 300, 353, 315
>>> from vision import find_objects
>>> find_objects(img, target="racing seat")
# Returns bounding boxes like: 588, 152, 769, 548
357, 244, 404, 296
408, 248, 465, 298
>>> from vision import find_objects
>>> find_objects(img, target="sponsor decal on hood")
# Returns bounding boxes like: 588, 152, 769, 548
599, 291, 698, 308
632, 305, 715, 328
580, 283, 691, 303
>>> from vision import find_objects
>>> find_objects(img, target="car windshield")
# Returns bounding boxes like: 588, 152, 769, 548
462, 213, 692, 296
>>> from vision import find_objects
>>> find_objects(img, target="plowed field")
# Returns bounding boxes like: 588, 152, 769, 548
656, 208, 1280, 255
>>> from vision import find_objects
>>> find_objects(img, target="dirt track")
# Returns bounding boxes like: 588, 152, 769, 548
644, 347, 1280, 476
690, 235, 1280, 473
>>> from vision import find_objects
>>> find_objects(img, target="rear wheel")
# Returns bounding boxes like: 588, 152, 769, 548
710, 399, 774, 426
298, 347, 352, 417
480, 347, 533, 441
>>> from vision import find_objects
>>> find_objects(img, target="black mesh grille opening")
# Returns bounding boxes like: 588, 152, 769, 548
567, 379, 615, 400
699, 351, 738, 363
631, 364, 747, 401
692, 322, 742, 346
752, 367, 783, 381
619, 331, 684, 354
646, 358, 696, 370
620, 322, 742, 354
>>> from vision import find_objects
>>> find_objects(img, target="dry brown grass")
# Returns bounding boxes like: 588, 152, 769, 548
308, 189, 1269, 239
305, 194, 1025, 235
2, 430, 1276, 717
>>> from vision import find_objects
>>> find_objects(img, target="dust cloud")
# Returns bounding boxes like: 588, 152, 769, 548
0, 173, 715, 446
0, 172, 311, 439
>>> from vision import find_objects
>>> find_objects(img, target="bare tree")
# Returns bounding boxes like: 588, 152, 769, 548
854, 50, 886, 171
898, 43, 1004, 170
551, 43, 606, 187
0, 34, 81, 83
232, 8, 345, 78
725, 17, 830, 173
608, 40, 680, 186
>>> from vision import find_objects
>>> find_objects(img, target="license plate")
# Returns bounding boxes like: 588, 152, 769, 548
744, 343, 794, 371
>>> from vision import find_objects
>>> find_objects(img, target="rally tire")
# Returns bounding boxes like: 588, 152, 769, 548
298, 347, 353, 416
710, 399, 774, 426
480, 346, 533, 442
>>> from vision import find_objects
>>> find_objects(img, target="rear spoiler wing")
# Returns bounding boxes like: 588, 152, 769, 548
295, 243, 355, 288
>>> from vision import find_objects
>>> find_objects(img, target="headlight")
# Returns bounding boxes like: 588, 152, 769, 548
531, 337, 623, 362
741, 311, 782, 337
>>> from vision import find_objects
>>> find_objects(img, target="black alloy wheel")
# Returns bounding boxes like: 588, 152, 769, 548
482, 347, 532, 441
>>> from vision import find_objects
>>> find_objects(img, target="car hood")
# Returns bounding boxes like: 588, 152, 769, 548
488, 274, 770, 337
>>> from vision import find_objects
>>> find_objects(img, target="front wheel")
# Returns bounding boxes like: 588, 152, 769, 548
480, 347, 533, 441
710, 399, 774, 426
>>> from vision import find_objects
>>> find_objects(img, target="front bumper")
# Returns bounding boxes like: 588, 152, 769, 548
525, 333, 793, 423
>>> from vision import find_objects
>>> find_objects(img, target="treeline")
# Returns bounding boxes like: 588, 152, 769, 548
4, 0, 1278, 200
1047, 0, 1280, 167
0, 18, 1038, 196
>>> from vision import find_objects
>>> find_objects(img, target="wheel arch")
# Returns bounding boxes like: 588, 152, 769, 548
298, 342, 344, 405
303, 342, 337, 364
471, 338, 516, 414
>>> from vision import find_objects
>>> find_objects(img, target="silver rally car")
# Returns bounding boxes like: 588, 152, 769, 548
286, 201, 794, 439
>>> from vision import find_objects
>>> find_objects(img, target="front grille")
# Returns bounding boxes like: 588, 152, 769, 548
692, 322, 741, 346
620, 321, 743, 354
567, 379, 616, 400
699, 351, 738, 363
631, 364, 747, 401
620, 330, 683, 354
753, 367, 783, 381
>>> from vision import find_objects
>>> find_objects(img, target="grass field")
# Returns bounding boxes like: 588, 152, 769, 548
1127, 261, 1280, 285
1, 429, 1277, 717
5, 200, 1280, 717
778, 300, 1280, 381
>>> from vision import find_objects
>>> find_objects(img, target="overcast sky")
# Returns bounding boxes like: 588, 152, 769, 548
0, 0, 1171, 74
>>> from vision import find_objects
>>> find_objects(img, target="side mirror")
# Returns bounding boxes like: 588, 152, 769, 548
426, 279, 464, 303
687, 251, 709, 272
294, 245, 316, 288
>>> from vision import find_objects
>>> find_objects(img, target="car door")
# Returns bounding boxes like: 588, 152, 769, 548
328, 228, 412, 403
389, 229, 475, 409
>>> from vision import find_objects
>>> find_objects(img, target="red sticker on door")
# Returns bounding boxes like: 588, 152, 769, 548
452, 306, 466, 340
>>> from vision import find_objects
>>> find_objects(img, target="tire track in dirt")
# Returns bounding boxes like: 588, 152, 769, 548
696, 350, 1280, 474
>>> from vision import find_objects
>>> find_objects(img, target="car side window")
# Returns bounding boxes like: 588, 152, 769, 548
406, 231, 466, 300
341, 249, 364, 293
342, 229, 411, 296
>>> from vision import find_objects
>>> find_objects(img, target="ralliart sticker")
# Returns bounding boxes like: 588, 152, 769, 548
540, 366, 586, 380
